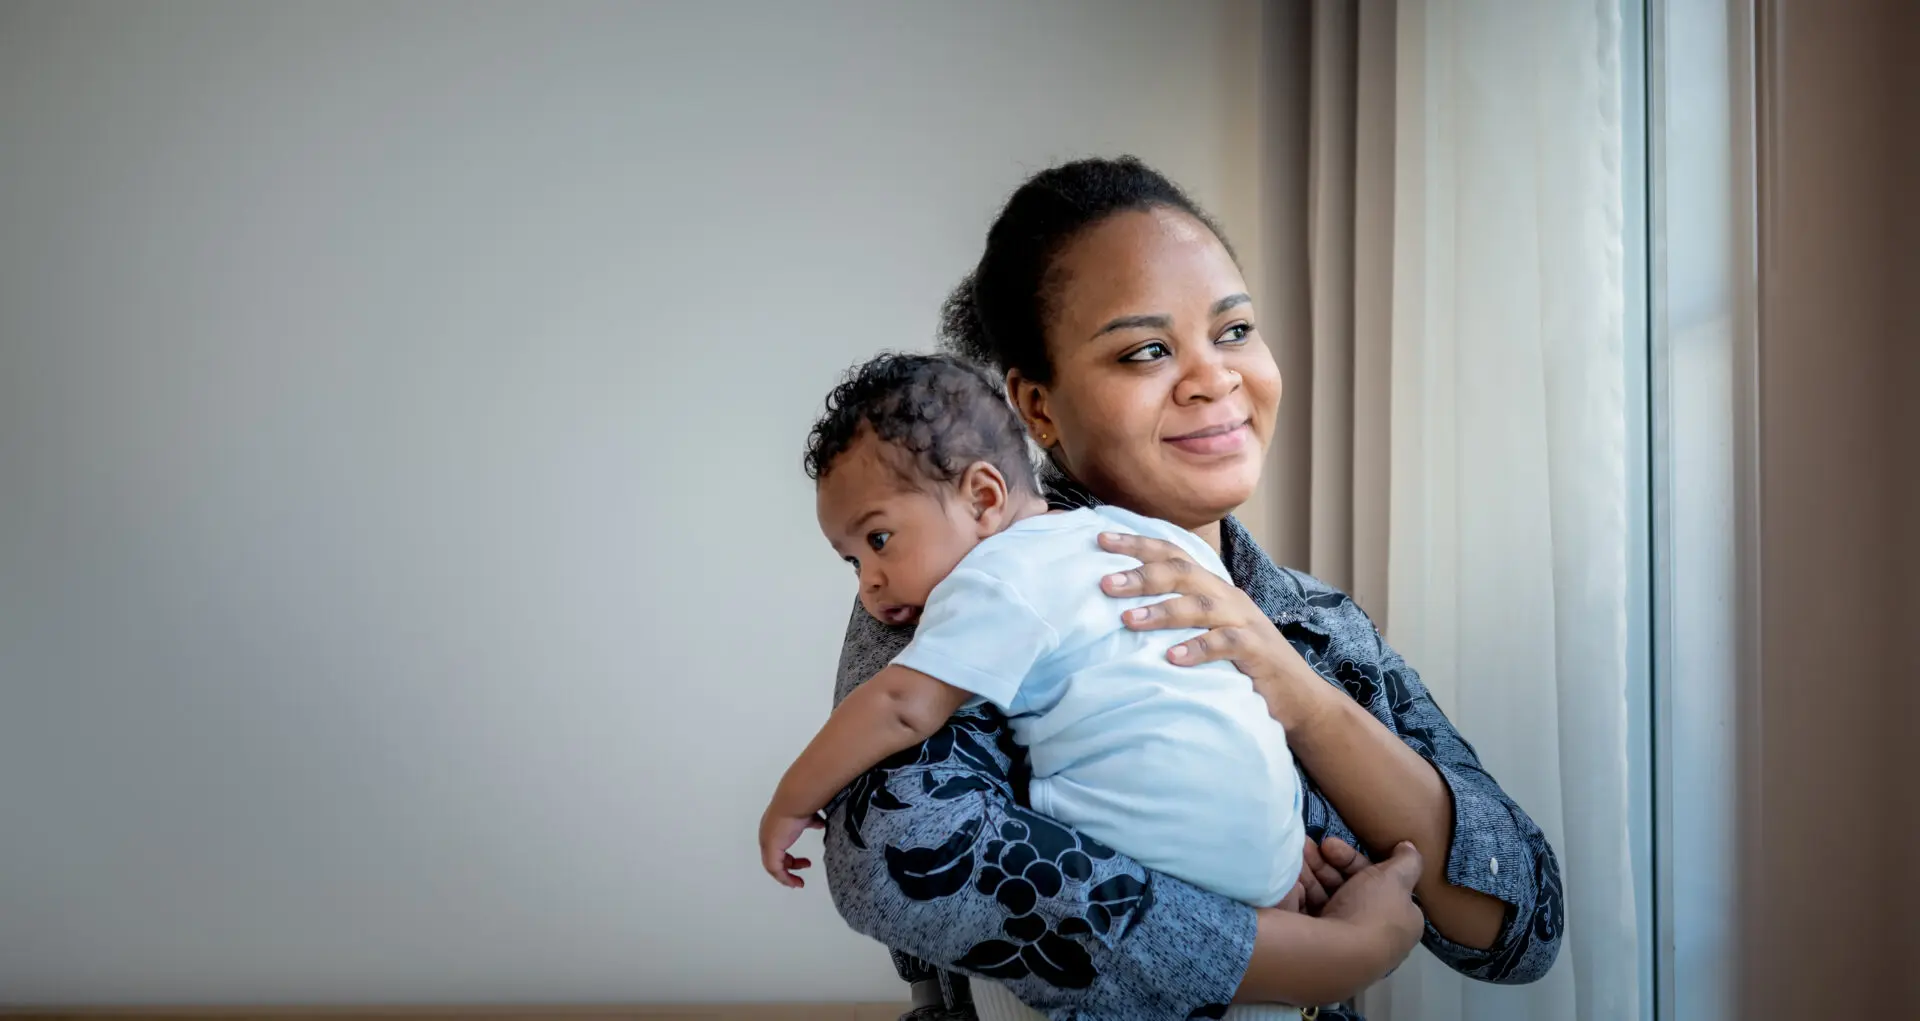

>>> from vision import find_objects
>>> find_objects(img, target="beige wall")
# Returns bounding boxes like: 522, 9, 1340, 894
0, 0, 1268, 1004
1741, 0, 1918, 1015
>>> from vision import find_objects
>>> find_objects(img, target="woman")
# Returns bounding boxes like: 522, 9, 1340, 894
822, 158, 1560, 1021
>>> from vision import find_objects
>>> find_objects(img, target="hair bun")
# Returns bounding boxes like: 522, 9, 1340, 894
937, 270, 992, 366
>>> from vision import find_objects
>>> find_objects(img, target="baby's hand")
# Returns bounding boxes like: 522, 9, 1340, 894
759, 806, 826, 888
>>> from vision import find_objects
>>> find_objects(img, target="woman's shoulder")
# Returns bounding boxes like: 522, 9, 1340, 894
1272, 569, 1378, 643
1219, 517, 1365, 622
1280, 568, 1367, 616
834, 600, 913, 706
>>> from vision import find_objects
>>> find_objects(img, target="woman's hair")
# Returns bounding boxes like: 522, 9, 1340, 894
940, 156, 1232, 384
803, 351, 1039, 496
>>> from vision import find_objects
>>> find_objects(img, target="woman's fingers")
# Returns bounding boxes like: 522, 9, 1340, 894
1097, 531, 1186, 563
1304, 839, 1345, 891
1300, 866, 1330, 911
1319, 835, 1369, 878
1102, 555, 1203, 599
1121, 592, 1225, 631
1166, 626, 1250, 667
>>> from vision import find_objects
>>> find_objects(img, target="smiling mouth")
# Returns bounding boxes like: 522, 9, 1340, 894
1164, 419, 1252, 455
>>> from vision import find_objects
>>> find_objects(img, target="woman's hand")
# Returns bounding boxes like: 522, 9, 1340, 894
1240, 842, 1426, 1006
1317, 841, 1427, 971
1097, 531, 1340, 731
1298, 835, 1371, 913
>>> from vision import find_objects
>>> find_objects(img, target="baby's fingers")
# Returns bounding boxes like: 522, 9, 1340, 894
765, 849, 810, 889
784, 854, 813, 887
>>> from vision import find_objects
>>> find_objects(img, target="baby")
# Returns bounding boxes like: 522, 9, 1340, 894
759, 351, 1305, 908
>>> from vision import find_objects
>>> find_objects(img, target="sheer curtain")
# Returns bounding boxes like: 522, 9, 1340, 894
1254, 0, 1397, 624
1366, 1, 1636, 1019
1257, 2, 1639, 1019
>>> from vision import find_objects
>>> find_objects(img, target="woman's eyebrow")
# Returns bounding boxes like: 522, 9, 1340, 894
1091, 295, 1251, 339
1211, 292, 1251, 315
1092, 313, 1171, 338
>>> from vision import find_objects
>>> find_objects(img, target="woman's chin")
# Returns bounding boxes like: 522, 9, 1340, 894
1178, 463, 1263, 513
1082, 456, 1264, 525
1144, 469, 1262, 527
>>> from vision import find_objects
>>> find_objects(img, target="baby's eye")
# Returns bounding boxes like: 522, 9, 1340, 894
844, 555, 859, 572
1120, 342, 1171, 364
867, 531, 891, 552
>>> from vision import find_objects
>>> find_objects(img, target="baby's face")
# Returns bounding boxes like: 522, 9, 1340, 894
816, 432, 984, 627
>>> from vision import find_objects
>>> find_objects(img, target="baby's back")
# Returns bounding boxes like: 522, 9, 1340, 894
930, 506, 1304, 906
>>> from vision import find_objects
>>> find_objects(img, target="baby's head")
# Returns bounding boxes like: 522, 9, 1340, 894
805, 352, 1043, 626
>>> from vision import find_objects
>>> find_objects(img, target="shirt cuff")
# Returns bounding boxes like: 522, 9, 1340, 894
1431, 759, 1533, 907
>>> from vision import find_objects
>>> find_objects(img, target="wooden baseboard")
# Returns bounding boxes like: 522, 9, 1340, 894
0, 1006, 906, 1021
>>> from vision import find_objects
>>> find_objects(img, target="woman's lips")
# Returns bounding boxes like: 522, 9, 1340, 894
1164, 419, 1251, 456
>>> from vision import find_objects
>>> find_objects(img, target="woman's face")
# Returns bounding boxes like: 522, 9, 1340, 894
1010, 207, 1281, 531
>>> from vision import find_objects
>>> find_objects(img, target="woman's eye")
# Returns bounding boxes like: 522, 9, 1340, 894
867, 531, 891, 552
1218, 323, 1253, 345
1120, 342, 1171, 363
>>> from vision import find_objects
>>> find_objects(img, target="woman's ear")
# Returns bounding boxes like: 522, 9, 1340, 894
958, 461, 1011, 536
1005, 369, 1057, 450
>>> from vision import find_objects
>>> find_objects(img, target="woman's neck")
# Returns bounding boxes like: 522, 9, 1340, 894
1037, 462, 1228, 551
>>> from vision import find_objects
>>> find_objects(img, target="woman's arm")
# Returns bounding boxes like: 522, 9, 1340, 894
1306, 604, 1563, 983
1279, 672, 1505, 948
1099, 534, 1563, 984
822, 602, 1422, 1018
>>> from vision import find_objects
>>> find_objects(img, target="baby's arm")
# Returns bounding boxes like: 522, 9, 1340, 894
759, 664, 971, 887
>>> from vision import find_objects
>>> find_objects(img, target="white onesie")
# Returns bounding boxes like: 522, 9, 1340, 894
892, 505, 1305, 906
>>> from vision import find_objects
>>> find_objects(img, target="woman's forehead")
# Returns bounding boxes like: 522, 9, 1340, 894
1051, 208, 1245, 325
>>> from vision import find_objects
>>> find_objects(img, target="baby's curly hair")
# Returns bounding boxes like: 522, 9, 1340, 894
803, 351, 1038, 496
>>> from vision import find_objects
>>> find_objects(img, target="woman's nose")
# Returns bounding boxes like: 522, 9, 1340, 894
1173, 347, 1242, 404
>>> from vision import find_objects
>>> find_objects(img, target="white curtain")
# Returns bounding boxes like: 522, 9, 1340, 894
1363, 2, 1638, 1020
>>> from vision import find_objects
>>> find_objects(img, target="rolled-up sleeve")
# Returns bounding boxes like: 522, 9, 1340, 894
1364, 616, 1564, 984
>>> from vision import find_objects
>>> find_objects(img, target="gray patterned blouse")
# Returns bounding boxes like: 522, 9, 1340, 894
823, 485, 1562, 1021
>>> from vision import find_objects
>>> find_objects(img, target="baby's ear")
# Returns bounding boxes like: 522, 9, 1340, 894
958, 460, 1010, 527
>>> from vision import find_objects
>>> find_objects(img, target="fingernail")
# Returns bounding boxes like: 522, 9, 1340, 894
1124, 608, 1146, 623
1106, 573, 1129, 587
1170, 645, 1190, 661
